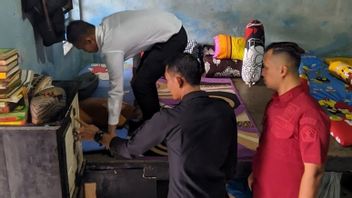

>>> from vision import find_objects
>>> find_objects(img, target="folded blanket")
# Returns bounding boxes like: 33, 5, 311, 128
299, 55, 352, 146
328, 61, 352, 85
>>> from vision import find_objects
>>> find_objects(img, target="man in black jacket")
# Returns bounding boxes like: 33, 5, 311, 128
78, 53, 237, 198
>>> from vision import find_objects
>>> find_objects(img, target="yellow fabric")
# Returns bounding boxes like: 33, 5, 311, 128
328, 61, 352, 85
325, 57, 352, 65
213, 34, 245, 60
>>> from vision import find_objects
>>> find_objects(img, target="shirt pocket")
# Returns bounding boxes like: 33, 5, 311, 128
271, 116, 295, 139
269, 117, 300, 160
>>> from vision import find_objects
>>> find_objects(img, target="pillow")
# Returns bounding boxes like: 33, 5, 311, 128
184, 40, 203, 63
325, 57, 352, 65
203, 55, 242, 78
319, 99, 352, 146
330, 119, 352, 147
202, 44, 215, 56
328, 61, 352, 85
77, 72, 99, 101
184, 40, 199, 55
30, 87, 66, 125
213, 34, 245, 60
241, 19, 265, 86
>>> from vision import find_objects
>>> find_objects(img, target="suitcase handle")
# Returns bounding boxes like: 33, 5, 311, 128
142, 165, 169, 180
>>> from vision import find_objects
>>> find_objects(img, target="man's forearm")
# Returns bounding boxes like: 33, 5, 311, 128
108, 124, 117, 134
298, 166, 324, 198
101, 133, 115, 148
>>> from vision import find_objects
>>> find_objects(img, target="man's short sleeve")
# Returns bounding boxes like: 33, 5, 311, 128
299, 111, 330, 164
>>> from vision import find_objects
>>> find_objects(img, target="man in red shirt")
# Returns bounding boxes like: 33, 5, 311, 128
248, 42, 330, 198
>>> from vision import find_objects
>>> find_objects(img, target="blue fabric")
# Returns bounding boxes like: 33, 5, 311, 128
82, 128, 129, 152
227, 178, 252, 198
78, 64, 134, 102
299, 55, 352, 105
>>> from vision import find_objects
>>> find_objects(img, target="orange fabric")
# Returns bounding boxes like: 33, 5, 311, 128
213, 34, 245, 60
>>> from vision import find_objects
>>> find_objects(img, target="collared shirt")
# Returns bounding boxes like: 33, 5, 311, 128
95, 9, 182, 125
110, 91, 237, 198
252, 84, 330, 198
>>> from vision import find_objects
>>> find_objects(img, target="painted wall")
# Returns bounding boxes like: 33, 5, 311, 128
1, 0, 351, 80
82, 0, 352, 57
0, 0, 94, 80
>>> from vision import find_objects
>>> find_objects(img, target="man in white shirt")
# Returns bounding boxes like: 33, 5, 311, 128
67, 9, 187, 134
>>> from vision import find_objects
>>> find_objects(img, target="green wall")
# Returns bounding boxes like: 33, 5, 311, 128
82, 0, 352, 57
1, 0, 351, 80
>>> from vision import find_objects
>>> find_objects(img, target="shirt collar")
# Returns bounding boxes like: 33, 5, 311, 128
182, 91, 208, 102
272, 84, 305, 103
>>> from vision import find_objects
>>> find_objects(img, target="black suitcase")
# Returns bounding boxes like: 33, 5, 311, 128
82, 154, 169, 198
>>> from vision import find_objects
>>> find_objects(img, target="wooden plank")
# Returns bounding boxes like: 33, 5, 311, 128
84, 183, 96, 198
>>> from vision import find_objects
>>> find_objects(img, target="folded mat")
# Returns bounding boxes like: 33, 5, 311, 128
299, 55, 352, 146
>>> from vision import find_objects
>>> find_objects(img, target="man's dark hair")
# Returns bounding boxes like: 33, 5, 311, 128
265, 42, 305, 68
166, 53, 204, 86
66, 20, 95, 45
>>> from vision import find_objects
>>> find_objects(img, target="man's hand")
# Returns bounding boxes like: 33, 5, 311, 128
76, 118, 100, 141
76, 118, 116, 148
248, 172, 254, 191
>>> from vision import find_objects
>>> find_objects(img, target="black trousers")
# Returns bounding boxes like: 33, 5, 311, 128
131, 26, 187, 121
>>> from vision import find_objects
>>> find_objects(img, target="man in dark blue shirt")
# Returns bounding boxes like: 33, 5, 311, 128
78, 53, 237, 198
